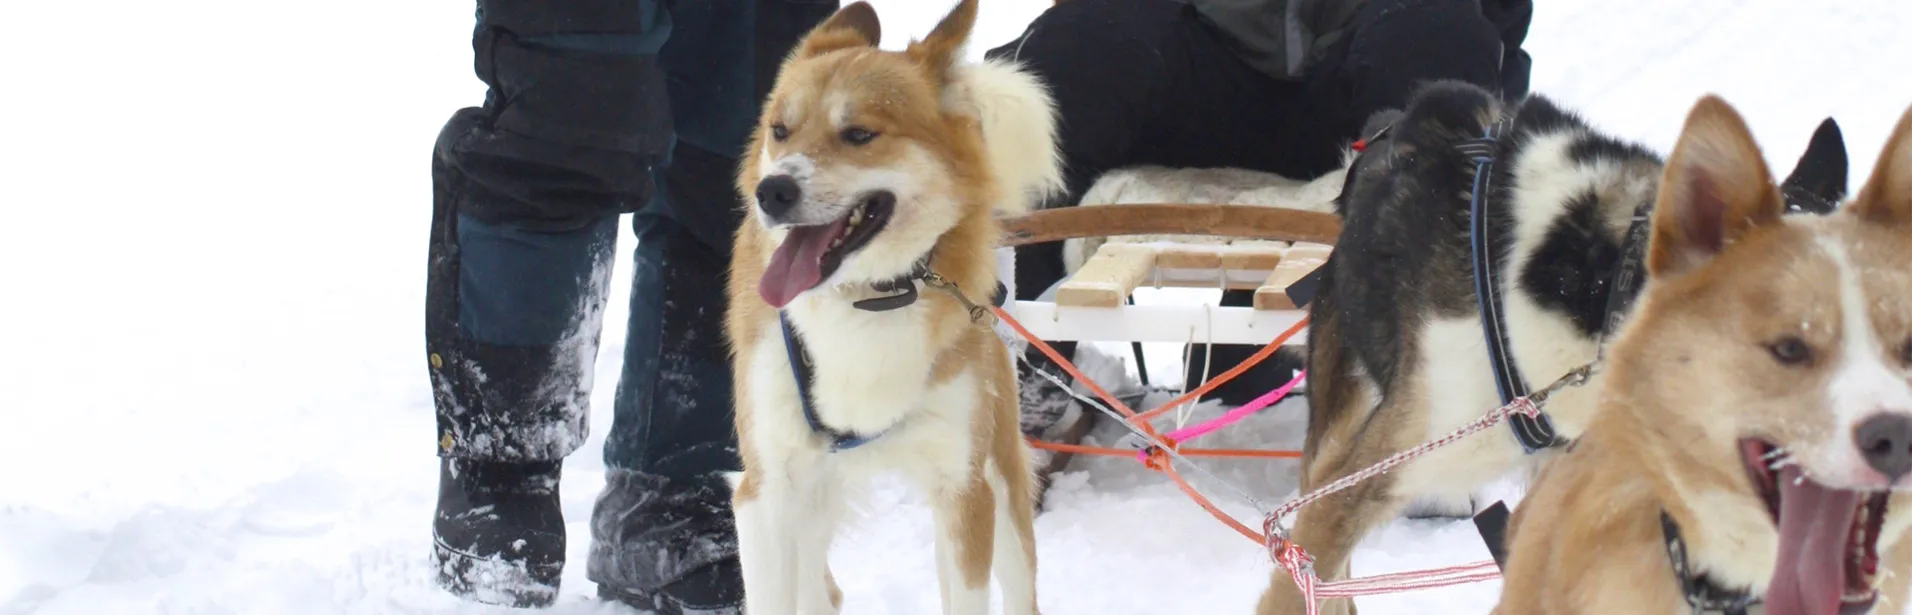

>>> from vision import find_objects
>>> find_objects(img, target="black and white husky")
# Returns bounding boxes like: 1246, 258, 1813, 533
1255, 80, 1850, 615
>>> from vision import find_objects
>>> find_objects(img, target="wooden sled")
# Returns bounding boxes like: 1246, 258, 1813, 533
996, 203, 1340, 346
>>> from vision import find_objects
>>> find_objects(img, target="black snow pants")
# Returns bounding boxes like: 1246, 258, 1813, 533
424, 0, 838, 594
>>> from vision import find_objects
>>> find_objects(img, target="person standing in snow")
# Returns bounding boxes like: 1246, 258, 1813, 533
422, 0, 1532, 613
423, 2, 844, 611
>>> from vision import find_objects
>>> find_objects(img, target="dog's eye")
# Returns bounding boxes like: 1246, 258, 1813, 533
1900, 337, 1912, 366
771, 123, 790, 141
1767, 336, 1814, 367
841, 127, 878, 146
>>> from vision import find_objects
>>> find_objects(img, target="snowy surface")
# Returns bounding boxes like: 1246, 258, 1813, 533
5, 0, 1912, 613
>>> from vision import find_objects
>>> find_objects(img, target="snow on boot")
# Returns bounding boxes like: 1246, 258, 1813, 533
1020, 344, 1149, 509
596, 560, 743, 615
588, 469, 741, 614
432, 457, 566, 608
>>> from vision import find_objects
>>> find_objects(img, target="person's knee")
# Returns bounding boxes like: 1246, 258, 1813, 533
1343, 0, 1505, 107
433, 105, 663, 234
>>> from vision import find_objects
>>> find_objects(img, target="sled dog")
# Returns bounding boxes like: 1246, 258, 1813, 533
724, 1, 1064, 614
1258, 80, 1853, 615
1490, 97, 1912, 614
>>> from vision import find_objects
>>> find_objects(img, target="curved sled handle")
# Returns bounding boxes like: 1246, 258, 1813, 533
997, 203, 1343, 247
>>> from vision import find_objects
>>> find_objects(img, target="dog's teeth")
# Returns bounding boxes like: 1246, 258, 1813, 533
1763, 447, 1791, 460
830, 237, 844, 249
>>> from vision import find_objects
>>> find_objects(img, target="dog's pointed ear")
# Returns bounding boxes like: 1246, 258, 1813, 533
1779, 117, 1847, 215
796, 2, 882, 59
1849, 102, 1912, 226
1647, 95, 1786, 278
906, 0, 979, 84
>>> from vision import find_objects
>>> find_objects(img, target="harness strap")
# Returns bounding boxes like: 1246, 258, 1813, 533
1463, 119, 1566, 453
1599, 200, 1655, 363
779, 255, 1009, 453
1662, 512, 1758, 615
779, 311, 881, 451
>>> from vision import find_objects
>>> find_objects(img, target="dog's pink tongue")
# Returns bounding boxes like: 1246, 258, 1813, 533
759, 220, 848, 308
1765, 464, 1861, 615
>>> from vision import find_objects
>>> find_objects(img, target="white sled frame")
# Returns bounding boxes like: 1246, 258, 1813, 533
995, 203, 1340, 346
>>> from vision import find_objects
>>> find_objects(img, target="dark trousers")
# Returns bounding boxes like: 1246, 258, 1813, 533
985, 0, 1523, 399
426, 0, 838, 592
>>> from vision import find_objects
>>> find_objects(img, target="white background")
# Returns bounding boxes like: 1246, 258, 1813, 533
4, 0, 1911, 613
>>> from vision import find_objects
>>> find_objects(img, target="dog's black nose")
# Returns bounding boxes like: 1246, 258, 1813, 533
756, 175, 802, 219
1855, 414, 1912, 483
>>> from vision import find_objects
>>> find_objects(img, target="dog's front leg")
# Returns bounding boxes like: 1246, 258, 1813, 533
931, 471, 997, 615
735, 466, 814, 615
987, 455, 1040, 615
792, 472, 846, 615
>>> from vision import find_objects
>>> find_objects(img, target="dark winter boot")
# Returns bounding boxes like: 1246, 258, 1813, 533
595, 561, 743, 615
587, 469, 742, 615
1020, 351, 1093, 490
431, 457, 567, 608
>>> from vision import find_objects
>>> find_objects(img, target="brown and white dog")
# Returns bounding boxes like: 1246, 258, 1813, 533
1492, 98, 1912, 614
723, 1, 1064, 614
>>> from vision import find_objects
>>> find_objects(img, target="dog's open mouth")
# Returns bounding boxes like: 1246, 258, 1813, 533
758, 192, 897, 308
1741, 438, 1889, 615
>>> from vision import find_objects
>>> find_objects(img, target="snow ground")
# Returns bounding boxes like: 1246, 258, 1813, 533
4, 0, 1912, 613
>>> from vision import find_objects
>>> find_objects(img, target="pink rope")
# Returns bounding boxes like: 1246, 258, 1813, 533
1134, 370, 1306, 465
1167, 370, 1306, 444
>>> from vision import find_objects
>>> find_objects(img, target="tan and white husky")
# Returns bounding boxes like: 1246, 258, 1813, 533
1492, 98, 1912, 615
723, 1, 1065, 613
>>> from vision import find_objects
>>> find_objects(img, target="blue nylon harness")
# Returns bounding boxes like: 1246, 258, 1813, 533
776, 262, 1006, 453
1459, 121, 1567, 453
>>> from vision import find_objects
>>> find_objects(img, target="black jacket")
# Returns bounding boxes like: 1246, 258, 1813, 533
1186, 0, 1534, 94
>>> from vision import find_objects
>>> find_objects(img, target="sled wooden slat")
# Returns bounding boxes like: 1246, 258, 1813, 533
1254, 242, 1333, 310
1055, 244, 1157, 308
998, 203, 1341, 247
1009, 301, 1309, 345
1154, 243, 1289, 271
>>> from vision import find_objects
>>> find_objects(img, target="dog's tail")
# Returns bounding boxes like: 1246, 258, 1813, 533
952, 58, 1067, 216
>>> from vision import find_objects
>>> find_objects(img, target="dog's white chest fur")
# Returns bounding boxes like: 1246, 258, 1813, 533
775, 295, 950, 436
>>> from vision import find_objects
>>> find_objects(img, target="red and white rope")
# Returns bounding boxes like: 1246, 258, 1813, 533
1272, 541, 1503, 615
1258, 391, 1563, 615
1266, 396, 1542, 528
